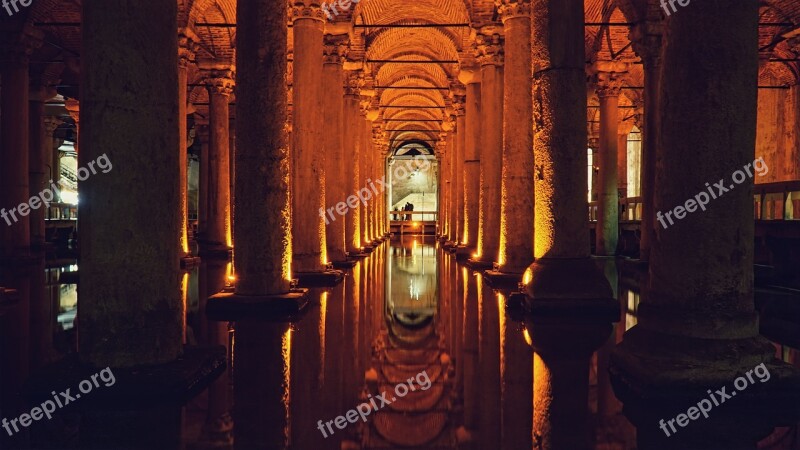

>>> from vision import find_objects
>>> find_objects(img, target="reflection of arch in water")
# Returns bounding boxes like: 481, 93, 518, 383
385, 238, 438, 329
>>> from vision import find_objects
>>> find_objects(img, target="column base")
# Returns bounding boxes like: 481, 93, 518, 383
206, 289, 309, 322
465, 257, 494, 270
198, 245, 233, 259
331, 259, 358, 269
346, 250, 369, 259
360, 244, 375, 254
294, 269, 345, 287
610, 328, 800, 450
483, 269, 523, 289
180, 255, 202, 270
454, 245, 475, 261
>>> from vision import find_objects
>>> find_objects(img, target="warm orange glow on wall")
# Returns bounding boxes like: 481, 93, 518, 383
522, 267, 533, 286
181, 272, 189, 344
281, 326, 292, 439
497, 293, 507, 380
319, 291, 327, 383
523, 327, 533, 347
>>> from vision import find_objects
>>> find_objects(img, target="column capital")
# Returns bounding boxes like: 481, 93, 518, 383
630, 21, 663, 66
497, 1, 531, 23
323, 34, 349, 65
178, 30, 197, 69
44, 116, 62, 134
201, 68, 236, 96
289, 4, 326, 23
0, 25, 43, 63
452, 96, 466, 116
590, 61, 629, 98
344, 71, 361, 96
475, 29, 504, 67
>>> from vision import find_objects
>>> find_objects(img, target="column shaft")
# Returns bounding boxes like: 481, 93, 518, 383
596, 87, 620, 256
79, 0, 182, 366
233, 0, 292, 295
343, 84, 361, 252
291, 9, 327, 272
449, 133, 458, 242
464, 81, 481, 249
178, 34, 195, 257
498, 6, 534, 273
205, 73, 233, 251
322, 40, 347, 262
456, 110, 466, 243
28, 93, 46, 247
476, 36, 504, 264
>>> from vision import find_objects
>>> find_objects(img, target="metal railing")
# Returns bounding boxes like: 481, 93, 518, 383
588, 197, 643, 222
389, 210, 438, 222
45, 202, 78, 221
754, 181, 800, 221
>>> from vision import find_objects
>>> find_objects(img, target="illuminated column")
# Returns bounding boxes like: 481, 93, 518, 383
343, 73, 362, 253
525, 1, 617, 448
592, 63, 627, 256
322, 35, 348, 263
178, 31, 197, 259
496, 0, 533, 275
448, 120, 459, 244
631, 23, 662, 262
439, 135, 450, 239
201, 67, 234, 255
472, 29, 504, 268
617, 131, 628, 199
457, 69, 481, 254
79, 0, 183, 365
29, 87, 57, 248
0, 27, 40, 258
197, 121, 210, 241
370, 125, 384, 242
454, 96, 467, 244
291, 4, 327, 273
611, 1, 800, 448
359, 109, 373, 246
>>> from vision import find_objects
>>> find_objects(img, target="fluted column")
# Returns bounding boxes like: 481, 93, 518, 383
472, 29, 504, 267
458, 68, 481, 253
343, 73, 362, 253
612, 2, 800, 448
291, 4, 327, 272
201, 67, 234, 254
525, 1, 617, 448
178, 31, 197, 259
497, 1, 533, 274
0, 28, 41, 258
592, 63, 628, 256
322, 35, 348, 263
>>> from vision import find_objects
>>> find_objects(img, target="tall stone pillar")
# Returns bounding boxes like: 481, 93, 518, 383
343, 73, 362, 254
617, 131, 628, 199
0, 28, 40, 259
291, 4, 327, 273
495, 0, 533, 275
197, 121, 210, 241
79, 0, 183, 366
360, 112, 372, 246
448, 122, 459, 244
322, 35, 348, 264
457, 69, 481, 255
611, 1, 800, 448
29, 88, 57, 248
471, 29, 504, 268
631, 23, 662, 262
65, 99, 80, 153
453, 95, 466, 245
200, 68, 234, 255
178, 31, 197, 260
439, 136, 451, 239
207, 0, 307, 310
524, 1, 617, 448
592, 63, 627, 256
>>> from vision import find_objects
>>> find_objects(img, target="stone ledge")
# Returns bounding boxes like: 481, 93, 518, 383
206, 289, 309, 322
484, 269, 523, 289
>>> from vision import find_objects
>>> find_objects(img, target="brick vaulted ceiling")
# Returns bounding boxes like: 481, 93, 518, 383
16, 0, 800, 150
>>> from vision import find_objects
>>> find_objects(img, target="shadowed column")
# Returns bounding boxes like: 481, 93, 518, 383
178, 30, 197, 261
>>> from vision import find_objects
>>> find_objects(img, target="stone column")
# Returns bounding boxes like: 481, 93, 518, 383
178, 31, 197, 259
322, 35, 348, 263
201, 67, 234, 255
611, 1, 800, 448
360, 113, 372, 246
29, 88, 57, 248
496, 0, 533, 275
65, 99, 80, 153
617, 131, 628, 199
457, 69, 481, 255
630, 23, 662, 262
0, 28, 40, 259
343, 73, 362, 253
592, 62, 627, 256
197, 121, 210, 241
439, 137, 451, 239
291, 4, 327, 273
472, 29, 504, 268
524, 1, 618, 449
448, 122, 458, 244
454, 97, 466, 244
79, 0, 183, 366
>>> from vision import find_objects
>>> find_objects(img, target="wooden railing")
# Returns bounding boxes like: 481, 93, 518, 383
588, 197, 643, 222
754, 181, 800, 221
45, 202, 78, 221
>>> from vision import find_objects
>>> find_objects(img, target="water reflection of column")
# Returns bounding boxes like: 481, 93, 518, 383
499, 293, 533, 449
0, 265, 32, 449
344, 266, 361, 402
477, 277, 501, 449
596, 258, 619, 417
29, 258, 50, 369
461, 267, 479, 435
291, 290, 327, 449
325, 281, 346, 418
233, 321, 291, 449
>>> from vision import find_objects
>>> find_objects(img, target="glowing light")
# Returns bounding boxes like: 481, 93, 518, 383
319, 292, 327, 384
181, 273, 189, 344
523, 327, 533, 347
522, 267, 533, 285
